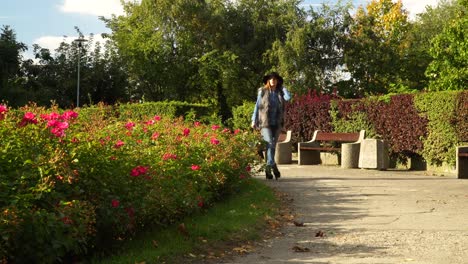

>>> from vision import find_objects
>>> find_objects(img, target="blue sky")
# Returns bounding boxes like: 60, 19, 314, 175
1, 0, 440, 60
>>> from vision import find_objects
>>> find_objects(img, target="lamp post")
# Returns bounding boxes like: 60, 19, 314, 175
73, 37, 88, 107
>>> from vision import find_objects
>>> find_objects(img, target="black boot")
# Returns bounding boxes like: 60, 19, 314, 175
272, 164, 281, 180
265, 165, 273, 180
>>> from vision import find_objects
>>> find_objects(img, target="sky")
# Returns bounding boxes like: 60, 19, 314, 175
1, 0, 441, 60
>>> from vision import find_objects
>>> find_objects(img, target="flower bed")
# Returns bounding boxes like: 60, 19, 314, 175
0, 104, 261, 262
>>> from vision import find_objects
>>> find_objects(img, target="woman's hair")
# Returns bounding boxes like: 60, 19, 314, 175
263, 72, 283, 90
263, 77, 283, 90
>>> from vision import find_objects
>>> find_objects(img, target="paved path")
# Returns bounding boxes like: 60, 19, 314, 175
224, 165, 468, 264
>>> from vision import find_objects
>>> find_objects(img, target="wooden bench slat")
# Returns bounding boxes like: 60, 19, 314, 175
315, 133, 360, 142
300, 147, 341, 151
459, 153, 468, 157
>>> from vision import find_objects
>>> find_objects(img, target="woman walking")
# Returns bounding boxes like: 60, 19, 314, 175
251, 72, 291, 180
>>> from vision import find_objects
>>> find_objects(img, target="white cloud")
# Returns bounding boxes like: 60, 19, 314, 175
23, 34, 108, 61
401, 0, 440, 18
33, 34, 106, 51
59, 0, 126, 17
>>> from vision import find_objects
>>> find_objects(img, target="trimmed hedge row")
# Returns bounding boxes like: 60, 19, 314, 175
78, 101, 215, 123
231, 90, 467, 166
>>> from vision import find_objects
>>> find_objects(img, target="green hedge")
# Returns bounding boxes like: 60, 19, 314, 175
414, 91, 460, 166
230, 90, 466, 167
78, 101, 215, 123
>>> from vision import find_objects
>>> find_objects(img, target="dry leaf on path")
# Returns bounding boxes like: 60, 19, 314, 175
178, 223, 189, 237
152, 240, 158, 248
315, 230, 325, 237
232, 245, 253, 254
293, 220, 304, 227
292, 245, 310, 252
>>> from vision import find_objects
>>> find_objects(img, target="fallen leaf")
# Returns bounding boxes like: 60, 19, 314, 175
232, 245, 253, 254
292, 245, 310, 252
315, 230, 325, 237
152, 240, 158, 248
293, 220, 304, 227
178, 223, 189, 237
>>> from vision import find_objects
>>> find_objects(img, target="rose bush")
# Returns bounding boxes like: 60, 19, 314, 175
0, 104, 261, 262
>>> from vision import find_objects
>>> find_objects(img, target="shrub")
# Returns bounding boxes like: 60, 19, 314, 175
229, 101, 255, 130
330, 99, 377, 138
453, 91, 468, 142
414, 91, 458, 165
361, 94, 428, 159
284, 90, 336, 143
0, 103, 261, 262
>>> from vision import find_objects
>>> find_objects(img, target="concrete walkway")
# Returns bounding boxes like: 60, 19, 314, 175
225, 165, 468, 264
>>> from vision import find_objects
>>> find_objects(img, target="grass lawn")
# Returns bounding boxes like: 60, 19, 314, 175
91, 178, 282, 263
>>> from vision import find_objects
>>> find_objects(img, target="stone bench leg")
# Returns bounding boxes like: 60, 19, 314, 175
341, 142, 361, 169
275, 141, 292, 164
457, 146, 468, 179
297, 144, 320, 165
358, 139, 389, 170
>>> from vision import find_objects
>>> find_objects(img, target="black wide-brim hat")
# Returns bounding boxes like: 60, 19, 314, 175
263, 72, 283, 86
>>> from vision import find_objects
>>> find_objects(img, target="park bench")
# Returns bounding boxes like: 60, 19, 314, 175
298, 130, 366, 165
457, 146, 468, 179
275, 130, 292, 164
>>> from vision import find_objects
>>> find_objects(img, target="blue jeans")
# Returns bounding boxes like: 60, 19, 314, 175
261, 126, 280, 166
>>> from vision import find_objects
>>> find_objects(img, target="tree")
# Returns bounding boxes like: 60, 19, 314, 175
425, 0, 468, 91
19, 29, 130, 108
402, 0, 462, 92
344, 0, 411, 96
266, 1, 353, 96
103, 0, 302, 121
0, 26, 27, 106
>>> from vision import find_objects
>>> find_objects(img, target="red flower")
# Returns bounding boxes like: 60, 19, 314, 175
111, 199, 120, 208
246, 165, 252, 172
125, 122, 136, 131
0, 104, 7, 114
51, 127, 65, 137
41, 112, 60, 121
239, 174, 246, 179
211, 124, 220, 130
197, 197, 204, 208
130, 165, 149, 177
61, 110, 78, 120
162, 153, 177, 160
114, 140, 125, 148
19, 112, 38, 126
194, 121, 201, 127
183, 128, 190, 136
145, 119, 155, 125
222, 128, 230, 133
151, 132, 160, 140
61, 216, 73, 225
210, 138, 220, 145
23, 112, 36, 122
56, 121, 69, 129
47, 119, 59, 128
234, 129, 240, 135
191, 164, 201, 171
154, 115, 161, 121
